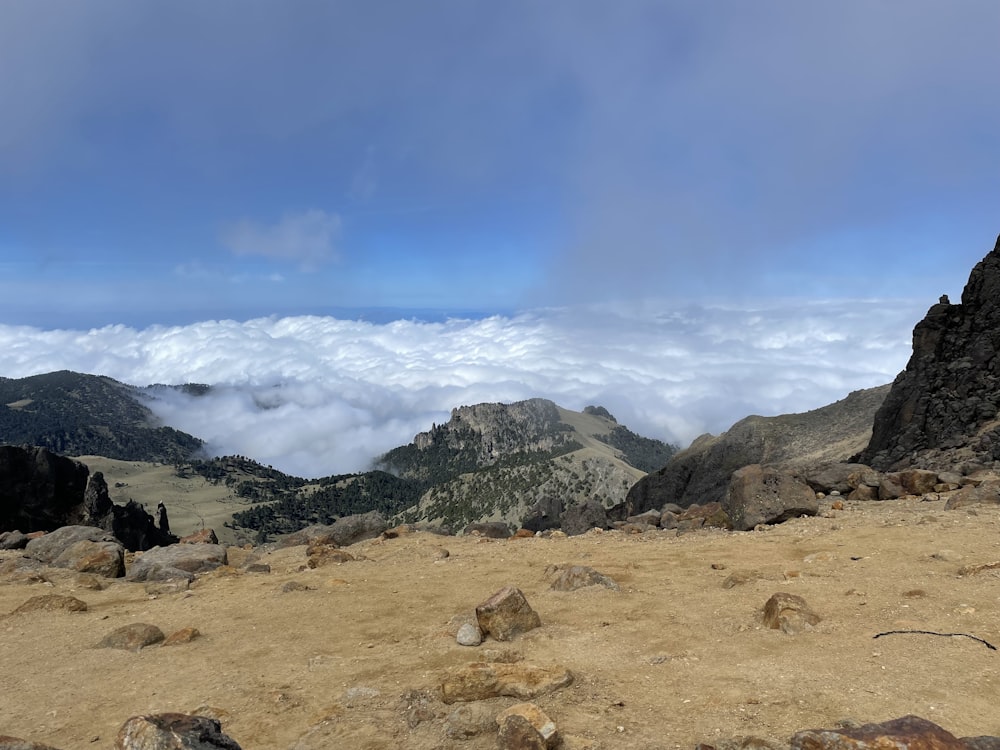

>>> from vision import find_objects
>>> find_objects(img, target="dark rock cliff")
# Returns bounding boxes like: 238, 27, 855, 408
857, 234, 1000, 470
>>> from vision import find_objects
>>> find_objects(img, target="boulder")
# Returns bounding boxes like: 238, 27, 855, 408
440, 662, 573, 704
677, 502, 732, 531
0, 530, 29, 550
944, 481, 1000, 509
724, 465, 818, 531
97, 623, 166, 651
126, 544, 227, 582
898, 469, 941, 496
52, 538, 125, 577
560, 500, 609, 536
11, 594, 88, 614
275, 511, 386, 549
0, 446, 90, 533
800, 463, 875, 495
762, 592, 821, 634
497, 714, 547, 750
25, 525, 124, 577
548, 565, 620, 592
115, 713, 242, 749
791, 715, 981, 750
497, 703, 559, 749
476, 586, 541, 641
463, 521, 511, 539
521, 496, 563, 533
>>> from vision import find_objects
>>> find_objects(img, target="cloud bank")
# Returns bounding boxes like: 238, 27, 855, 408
0, 302, 924, 478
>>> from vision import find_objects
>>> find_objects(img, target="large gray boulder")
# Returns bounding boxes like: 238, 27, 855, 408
723, 464, 818, 531
126, 543, 227, 582
560, 500, 609, 536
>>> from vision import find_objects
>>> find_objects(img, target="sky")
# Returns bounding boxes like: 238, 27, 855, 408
1, 2, 999, 477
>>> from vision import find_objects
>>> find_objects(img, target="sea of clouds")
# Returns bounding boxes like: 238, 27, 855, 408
0, 300, 926, 478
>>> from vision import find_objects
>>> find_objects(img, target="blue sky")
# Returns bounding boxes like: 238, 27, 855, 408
1, 2, 999, 475
1, 1, 997, 327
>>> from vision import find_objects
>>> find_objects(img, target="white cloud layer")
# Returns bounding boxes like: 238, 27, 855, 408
0, 301, 926, 478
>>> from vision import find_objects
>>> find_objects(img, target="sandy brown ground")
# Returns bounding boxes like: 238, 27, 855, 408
3, 497, 1000, 749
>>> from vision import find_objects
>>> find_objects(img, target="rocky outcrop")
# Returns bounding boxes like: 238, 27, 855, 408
858, 235, 1000, 470
627, 385, 889, 512
560, 500, 609, 536
0, 446, 90, 533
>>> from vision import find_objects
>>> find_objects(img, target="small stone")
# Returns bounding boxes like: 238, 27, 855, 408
445, 703, 497, 739
457, 623, 483, 646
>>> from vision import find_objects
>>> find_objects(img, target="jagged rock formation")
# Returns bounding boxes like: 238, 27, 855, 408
857, 235, 1000, 470
0, 445, 175, 550
381, 399, 673, 531
0, 445, 90, 532
626, 385, 889, 512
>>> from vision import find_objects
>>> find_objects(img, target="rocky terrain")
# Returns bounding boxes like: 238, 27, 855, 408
4, 492, 1000, 749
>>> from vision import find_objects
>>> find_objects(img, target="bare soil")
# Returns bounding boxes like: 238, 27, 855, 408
3, 497, 1000, 749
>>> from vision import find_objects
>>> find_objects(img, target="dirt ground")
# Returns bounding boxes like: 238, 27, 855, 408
3, 496, 1000, 749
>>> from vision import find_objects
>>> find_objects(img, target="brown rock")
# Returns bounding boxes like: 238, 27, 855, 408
97, 623, 166, 651
179, 529, 219, 545
879, 474, 906, 500
53, 539, 125, 578
847, 484, 879, 502
511, 528, 536, 539
497, 703, 558, 748
162, 627, 201, 646
475, 586, 541, 641
791, 715, 966, 750
12, 594, 88, 614
549, 565, 619, 592
306, 543, 355, 568
725, 465, 818, 531
762, 592, 821, 634
898, 469, 941, 496
498, 714, 547, 750
678, 502, 732, 530
440, 662, 573, 704
944, 481, 1000, 509
115, 713, 242, 749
